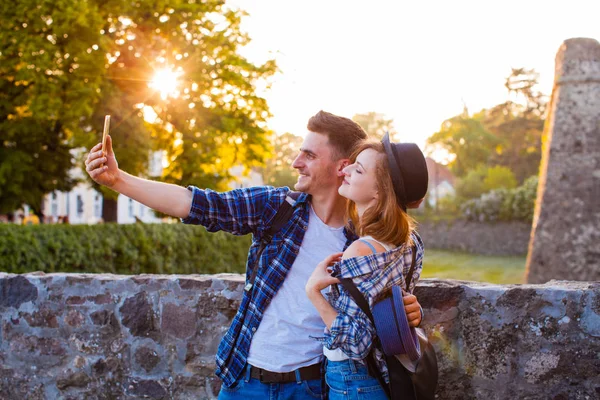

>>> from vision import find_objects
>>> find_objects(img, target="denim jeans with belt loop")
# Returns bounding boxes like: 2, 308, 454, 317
217, 364, 323, 400
325, 359, 387, 400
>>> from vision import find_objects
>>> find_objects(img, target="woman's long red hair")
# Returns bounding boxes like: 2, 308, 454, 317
346, 141, 415, 248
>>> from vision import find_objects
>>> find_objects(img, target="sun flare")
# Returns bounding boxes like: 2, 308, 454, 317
149, 68, 182, 100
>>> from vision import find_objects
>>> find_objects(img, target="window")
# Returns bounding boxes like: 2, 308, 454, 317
94, 194, 102, 218
76, 195, 84, 218
51, 192, 58, 218
128, 199, 134, 218
139, 203, 145, 217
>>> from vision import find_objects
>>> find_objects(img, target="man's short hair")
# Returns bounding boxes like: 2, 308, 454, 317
307, 111, 368, 160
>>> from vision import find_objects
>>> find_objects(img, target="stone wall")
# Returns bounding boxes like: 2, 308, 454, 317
1, 273, 599, 399
417, 220, 531, 256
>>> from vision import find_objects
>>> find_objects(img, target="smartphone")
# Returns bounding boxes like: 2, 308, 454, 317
102, 115, 110, 156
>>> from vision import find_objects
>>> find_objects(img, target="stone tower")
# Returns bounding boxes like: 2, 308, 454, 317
526, 38, 600, 283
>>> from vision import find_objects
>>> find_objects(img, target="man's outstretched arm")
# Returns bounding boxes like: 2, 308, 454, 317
85, 135, 192, 219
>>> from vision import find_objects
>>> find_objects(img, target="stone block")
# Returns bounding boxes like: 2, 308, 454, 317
119, 291, 157, 338
0, 276, 38, 308
161, 303, 196, 339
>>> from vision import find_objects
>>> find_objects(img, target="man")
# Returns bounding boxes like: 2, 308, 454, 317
85, 111, 423, 399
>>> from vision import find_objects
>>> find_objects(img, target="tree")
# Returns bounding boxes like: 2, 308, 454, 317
261, 132, 303, 188
426, 108, 500, 177
481, 102, 544, 182
455, 166, 488, 200
455, 165, 518, 200
482, 68, 546, 182
483, 166, 517, 192
505, 68, 547, 116
352, 112, 397, 140
1, 0, 277, 220
426, 68, 546, 182
0, 0, 106, 213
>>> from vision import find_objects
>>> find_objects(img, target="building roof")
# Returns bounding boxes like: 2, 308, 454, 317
425, 157, 456, 187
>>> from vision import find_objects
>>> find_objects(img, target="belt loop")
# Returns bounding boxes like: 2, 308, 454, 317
294, 368, 302, 384
350, 359, 358, 373
245, 364, 252, 383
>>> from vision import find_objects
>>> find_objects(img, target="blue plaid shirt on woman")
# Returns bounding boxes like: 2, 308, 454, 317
315, 232, 424, 380
182, 185, 356, 388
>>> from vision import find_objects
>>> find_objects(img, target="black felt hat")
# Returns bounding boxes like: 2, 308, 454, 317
381, 132, 429, 211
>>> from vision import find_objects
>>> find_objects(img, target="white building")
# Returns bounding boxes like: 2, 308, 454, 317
40, 148, 110, 224
43, 183, 105, 224
228, 165, 264, 189
425, 158, 456, 208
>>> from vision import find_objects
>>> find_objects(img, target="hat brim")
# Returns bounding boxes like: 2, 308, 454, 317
372, 286, 421, 361
392, 286, 421, 361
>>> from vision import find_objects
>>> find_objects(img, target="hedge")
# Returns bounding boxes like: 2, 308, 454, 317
0, 223, 252, 275
461, 176, 538, 223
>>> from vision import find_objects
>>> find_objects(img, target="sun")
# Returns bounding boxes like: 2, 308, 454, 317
149, 68, 182, 100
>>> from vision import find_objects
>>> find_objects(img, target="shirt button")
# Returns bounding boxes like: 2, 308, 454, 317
252, 327, 257, 333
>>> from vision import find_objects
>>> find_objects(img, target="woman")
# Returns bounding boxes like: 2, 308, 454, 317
305, 133, 428, 399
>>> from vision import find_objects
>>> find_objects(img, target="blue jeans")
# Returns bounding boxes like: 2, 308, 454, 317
325, 359, 387, 400
218, 364, 323, 400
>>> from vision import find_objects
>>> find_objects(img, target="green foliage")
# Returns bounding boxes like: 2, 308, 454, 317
510, 175, 538, 221
455, 165, 517, 200
261, 132, 303, 188
483, 166, 517, 191
461, 176, 538, 222
1, 0, 277, 214
435, 195, 461, 216
130, 1, 278, 191
352, 112, 396, 140
482, 102, 544, 183
0, 223, 252, 274
455, 167, 488, 199
426, 111, 499, 177
0, 0, 106, 213
425, 68, 546, 182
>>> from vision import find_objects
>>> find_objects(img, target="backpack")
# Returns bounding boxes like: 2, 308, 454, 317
339, 247, 439, 400
244, 191, 302, 292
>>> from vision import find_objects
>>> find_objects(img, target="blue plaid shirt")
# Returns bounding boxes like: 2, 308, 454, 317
182, 185, 356, 388
317, 233, 424, 380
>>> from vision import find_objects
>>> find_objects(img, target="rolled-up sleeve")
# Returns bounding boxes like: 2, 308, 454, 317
181, 186, 284, 236
322, 309, 376, 360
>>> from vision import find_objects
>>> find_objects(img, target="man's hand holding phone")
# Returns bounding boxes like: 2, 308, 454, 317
85, 115, 120, 188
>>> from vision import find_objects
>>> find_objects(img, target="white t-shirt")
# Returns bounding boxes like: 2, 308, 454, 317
247, 206, 346, 372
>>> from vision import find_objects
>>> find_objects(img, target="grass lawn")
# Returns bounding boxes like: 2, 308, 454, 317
421, 249, 527, 285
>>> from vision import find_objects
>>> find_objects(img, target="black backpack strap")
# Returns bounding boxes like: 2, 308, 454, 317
244, 191, 302, 292
339, 278, 391, 399
404, 246, 417, 291
339, 278, 375, 324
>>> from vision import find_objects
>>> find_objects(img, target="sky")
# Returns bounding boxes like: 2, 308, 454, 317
227, 0, 600, 155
